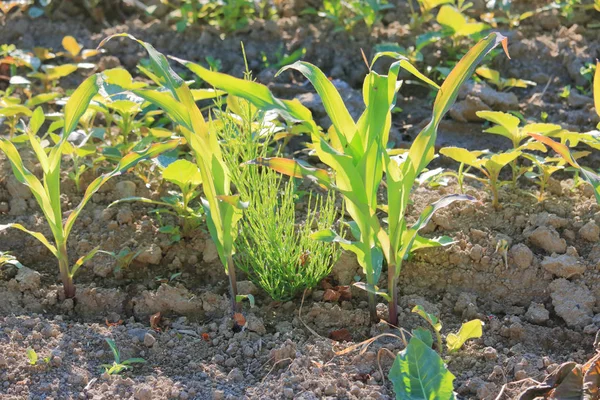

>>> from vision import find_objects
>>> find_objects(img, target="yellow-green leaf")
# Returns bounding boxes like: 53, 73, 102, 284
446, 319, 483, 352
62, 36, 81, 57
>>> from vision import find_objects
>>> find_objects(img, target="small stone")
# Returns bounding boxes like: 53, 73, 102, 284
525, 302, 550, 324
331, 251, 360, 285
579, 221, 600, 242
143, 332, 156, 347
16, 267, 41, 291
283, 388, 294, 399
115, 180, 137, 199
483, 347, 498, 360
470, 244, 484, 262
583, 324, 597, 335
514, 370, 528, 380
541, 253, 585, 278
137, 244, 162, 265
237, 281, 258, 296
213, 390, 225, 400
116, 208, 133, 225
134, 386, 153, 400
510, 244, 533, 269
6, 176, 31, 199
227, 368, 244, 382
550, 279, 595, 327
246, 314, 266, 335
202, 240, 219, 263
527, 226, 566, 254
324, 384, 337, 396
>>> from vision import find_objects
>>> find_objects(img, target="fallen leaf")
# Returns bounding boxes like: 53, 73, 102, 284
202, 333, 210, 342
150, 312, 162, 331
233, 312, 246, 326
329, 328, 352, 342
323, 289, 341, 302
105, 319, 122, 328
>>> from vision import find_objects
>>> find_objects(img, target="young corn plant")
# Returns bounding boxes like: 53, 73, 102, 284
440, 147, 521, 208
98, 34, 247, 314
102, 338, 146, 375
523, 150, 589, 202
0, 79, 179, 298
179, 32, 510, 324
476, 110, 560, 185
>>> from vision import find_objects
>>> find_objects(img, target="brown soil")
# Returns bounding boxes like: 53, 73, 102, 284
1, 1, 600, 399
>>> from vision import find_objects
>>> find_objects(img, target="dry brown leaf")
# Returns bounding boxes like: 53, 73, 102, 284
323, 289, 341, 302
233, 312, 246, 326
150, 312, 161, 331
329, 328, 352, 342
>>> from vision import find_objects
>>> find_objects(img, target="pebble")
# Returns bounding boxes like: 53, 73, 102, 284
143, 333, 156, 347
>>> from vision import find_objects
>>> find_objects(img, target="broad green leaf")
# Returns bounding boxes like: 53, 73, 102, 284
310, 229, 351, 244
439, 147, 483, 167
486, 151, 521, 168
419, 0, 453, 12
162, 159, 202, 190
412, 328, 434, 348
389, 336, 456, 400
29, 106, 45, 136
0, 105, 32, 117
446, 319, 484, 352
475, 66, 500, 83
191, 88, 226, 101
437, 5, 489, 36
62, 36, 81, 57
102, 68, 147, 90
477, 110, 520, 139
412, 305, 442, 332
26, 348, 38, 365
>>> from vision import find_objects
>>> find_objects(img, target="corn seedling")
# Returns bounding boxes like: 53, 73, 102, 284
440, 147, 521, 208
182, 33, 510, 324
101, 338, 146, 375
109, 158, 204, 236
306, 0, 393, 32
0, 251, 23, 269
0, 79, 179, 298
475, 66, 536, 91
476, 110, 560, 185
99, 34, 247, 315
98, 247, 142, 273
528, 133, 600, 204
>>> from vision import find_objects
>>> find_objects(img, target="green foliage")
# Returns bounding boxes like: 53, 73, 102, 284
109, 158, 204, 236
476, 66, 536, 91
446, 319, 483, 352
306, 0, 393, 31
0, 251, 23, 269
440, 147, 521, 208
183, 32, 509, 324
99, 34, 247, 314
412, 305, 442, 351
389, 336, 456, 400
26, 348, 38, 366
101, 338, 146, 375
0, 78, 179, 298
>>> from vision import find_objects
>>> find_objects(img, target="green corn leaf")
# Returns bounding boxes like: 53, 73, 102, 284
244, 157, 332, 189
29, 106, 45, 136
353, 282, 390, 301
105, 338, 121, 364
121, 358, 146, 365
311, 229, 352, 244
389, 336, 456, 400
70, 246, 100, 277
412, 305, 442, 332
0, 223, 58, 257
108, 197, 179, 209
594, 61, 599, 120
446, 319, 484, 352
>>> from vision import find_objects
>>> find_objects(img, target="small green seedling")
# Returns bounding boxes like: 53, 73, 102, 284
412, 304, 483, 353
98, 247, 143, 273
28, 64, 78, 91
101, 338, 146, 375
26, 348, 51, 366
476, 110, 558, 185
476, 66, 536, 91
0, 251, 23, 269
494, 238, 509, 269
109, 158, 203, 236
440, 147, 521, 208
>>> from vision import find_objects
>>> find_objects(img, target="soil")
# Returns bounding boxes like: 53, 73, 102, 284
1, 0, 600, 399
